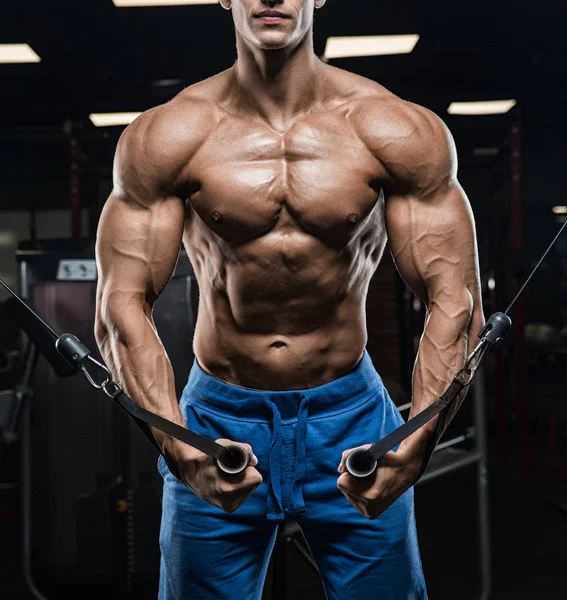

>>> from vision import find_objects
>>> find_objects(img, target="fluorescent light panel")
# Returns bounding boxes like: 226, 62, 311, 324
324, 35, 420, 60
448, 100, 517, 116
113, 0, 218, 6
90, 112, 142, 127
0, 44, 41, 64
552, 206, 567, 215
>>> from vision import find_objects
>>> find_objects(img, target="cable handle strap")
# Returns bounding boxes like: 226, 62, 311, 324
345, 377, 469, 479
0, 279, 247, 475
52, 333, 251, 476
346, 296, 526, 479
345, 310, 514, 478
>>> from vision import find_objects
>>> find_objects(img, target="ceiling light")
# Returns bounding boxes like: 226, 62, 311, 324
323, 35, 420, 60
448, 100, 517, 116
0, 44, 41, 64
113, 0, 218, 6
552, 206, 567, 215
89, 112, 142, 127
153, 78, 183, 87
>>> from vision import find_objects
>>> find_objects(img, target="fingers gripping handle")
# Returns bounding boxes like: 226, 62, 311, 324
217, 444, 250, 475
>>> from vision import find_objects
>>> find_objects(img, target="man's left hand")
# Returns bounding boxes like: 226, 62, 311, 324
337, 443, 423, 520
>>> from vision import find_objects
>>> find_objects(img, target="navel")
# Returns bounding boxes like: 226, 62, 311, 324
270, 341, 287, 349
347, 213, 361, 225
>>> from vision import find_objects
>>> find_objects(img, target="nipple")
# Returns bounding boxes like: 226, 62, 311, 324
347, 213, 361, 225
211, 210, 224, 223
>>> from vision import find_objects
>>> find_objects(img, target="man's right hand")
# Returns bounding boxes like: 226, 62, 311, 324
175, 439, 263, 514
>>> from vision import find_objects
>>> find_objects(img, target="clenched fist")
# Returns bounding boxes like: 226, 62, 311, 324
176, 438, 263, 513
337, 443, 422, 520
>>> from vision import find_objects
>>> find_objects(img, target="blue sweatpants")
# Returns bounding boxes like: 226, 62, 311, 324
158, 350, 427, 600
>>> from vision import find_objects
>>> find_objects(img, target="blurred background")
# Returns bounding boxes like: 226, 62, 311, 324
0, 1, 566, 599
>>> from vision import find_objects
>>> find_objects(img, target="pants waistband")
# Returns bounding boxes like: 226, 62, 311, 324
184, 349, 384, 422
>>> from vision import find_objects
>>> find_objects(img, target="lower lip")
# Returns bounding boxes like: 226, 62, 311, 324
257, 16, 286, 24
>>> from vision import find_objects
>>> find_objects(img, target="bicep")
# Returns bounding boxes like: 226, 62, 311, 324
385, 179, 481, 311
95, 191, 185, 327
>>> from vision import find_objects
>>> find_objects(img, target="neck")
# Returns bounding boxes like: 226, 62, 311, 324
232, 29, 322, 131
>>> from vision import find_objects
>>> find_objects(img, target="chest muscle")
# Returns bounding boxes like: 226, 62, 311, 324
187, 113, 383, 247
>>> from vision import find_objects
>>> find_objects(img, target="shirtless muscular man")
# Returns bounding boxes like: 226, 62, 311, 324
94, 1, 484, 598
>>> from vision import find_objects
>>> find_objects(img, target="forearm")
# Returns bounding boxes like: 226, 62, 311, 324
402, 291, 484, 461
95, 302, 189, 463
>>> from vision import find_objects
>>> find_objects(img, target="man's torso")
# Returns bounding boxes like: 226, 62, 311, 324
149, 65, 412, 390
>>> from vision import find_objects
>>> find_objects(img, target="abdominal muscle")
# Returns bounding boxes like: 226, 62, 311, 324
193, 313, 368, 391
191, 263, 370, 391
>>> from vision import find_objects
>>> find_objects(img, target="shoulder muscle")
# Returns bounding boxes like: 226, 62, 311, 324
352, 96, 457, 197
113, 95, 216, 205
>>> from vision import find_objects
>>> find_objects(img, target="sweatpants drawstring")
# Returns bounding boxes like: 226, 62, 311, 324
264, 399, 284, 521
263, 396, 310, 520
290, 396, 310, 514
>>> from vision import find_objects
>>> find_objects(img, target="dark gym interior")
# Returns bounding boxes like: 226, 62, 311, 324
1, 1, 566, 599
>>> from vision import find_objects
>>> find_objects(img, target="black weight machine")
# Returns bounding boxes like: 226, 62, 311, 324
0, 239, 196, 598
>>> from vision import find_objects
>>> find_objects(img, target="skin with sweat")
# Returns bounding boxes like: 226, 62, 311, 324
95, 0, 484, 518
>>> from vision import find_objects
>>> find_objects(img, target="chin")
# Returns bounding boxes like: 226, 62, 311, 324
253, 32, 295, 50
256, 40, 291, 50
